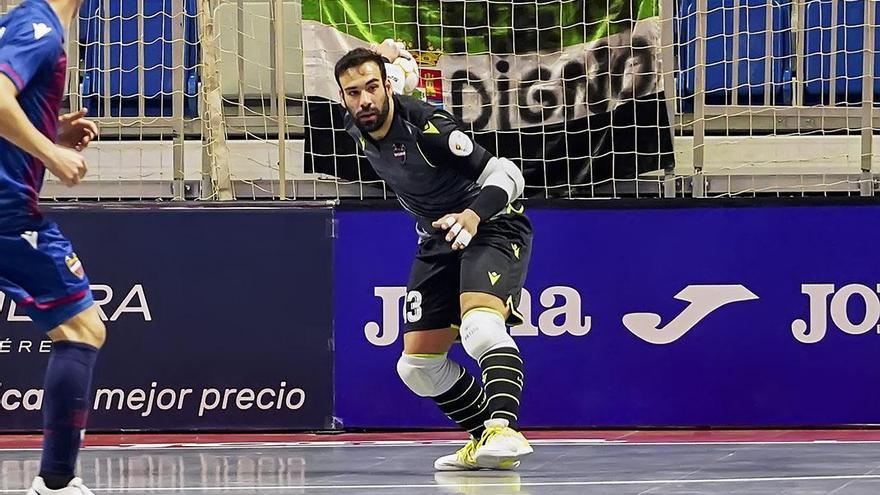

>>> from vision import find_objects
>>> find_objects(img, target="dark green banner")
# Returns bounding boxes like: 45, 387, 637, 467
303, 0, 659, 54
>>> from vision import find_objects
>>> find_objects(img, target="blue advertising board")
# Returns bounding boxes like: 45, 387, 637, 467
334, 205, 880, 428
5, 203, 878, 432
0, 206, 335, 431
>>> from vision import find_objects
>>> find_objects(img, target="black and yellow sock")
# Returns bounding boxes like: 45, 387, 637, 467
432, 368, 490, 438
479, 347, 524, 428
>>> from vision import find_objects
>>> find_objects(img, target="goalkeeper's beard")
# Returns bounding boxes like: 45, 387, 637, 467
353, 90, 391, 134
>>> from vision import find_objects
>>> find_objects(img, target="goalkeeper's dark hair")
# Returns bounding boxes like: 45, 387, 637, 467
335, 48, 388, 89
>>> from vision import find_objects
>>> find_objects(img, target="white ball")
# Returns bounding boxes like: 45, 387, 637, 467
385, 63, 407, 95
393, 55, 420, 95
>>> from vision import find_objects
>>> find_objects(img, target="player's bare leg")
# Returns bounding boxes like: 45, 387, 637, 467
458, 292, 532, 470
47, 305, 106, 348
399, 328, 492, 470
402, 327, 458, 355
29, 305, 105, 495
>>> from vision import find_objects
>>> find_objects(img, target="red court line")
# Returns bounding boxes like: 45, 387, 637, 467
4, 430, 880, 449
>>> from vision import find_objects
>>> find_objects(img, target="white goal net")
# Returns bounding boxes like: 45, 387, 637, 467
3, 0, 875, 201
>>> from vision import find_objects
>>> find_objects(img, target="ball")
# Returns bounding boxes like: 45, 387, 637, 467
393, 54, 420, 95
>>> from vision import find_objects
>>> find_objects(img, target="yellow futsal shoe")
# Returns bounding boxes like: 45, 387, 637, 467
434, 437, 481, 471
474, 419, 533, 470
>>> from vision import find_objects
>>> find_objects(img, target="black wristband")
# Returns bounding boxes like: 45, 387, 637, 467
468, 185, 509, 221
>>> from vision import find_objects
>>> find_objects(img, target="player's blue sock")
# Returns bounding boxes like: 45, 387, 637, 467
39, 341, 99, 489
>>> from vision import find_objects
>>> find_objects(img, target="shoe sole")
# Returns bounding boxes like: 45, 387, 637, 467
474, 448, 532, 470
434, 455, 481, 472
434, 463, 482, 472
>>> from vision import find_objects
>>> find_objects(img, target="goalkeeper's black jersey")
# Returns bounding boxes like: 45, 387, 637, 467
344, 95, 493, 233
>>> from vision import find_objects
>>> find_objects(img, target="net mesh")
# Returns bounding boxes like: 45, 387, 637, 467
300, 0, 674, 200
673, 0, 878, 198
4, 0, 876, 201
46, 0, 201, 200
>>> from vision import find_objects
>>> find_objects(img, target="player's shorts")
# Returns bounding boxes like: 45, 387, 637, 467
405, 209, 532, 333
0, 221, 94, 332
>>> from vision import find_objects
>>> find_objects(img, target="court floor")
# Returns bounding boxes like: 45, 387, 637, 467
2, 431, 880, 494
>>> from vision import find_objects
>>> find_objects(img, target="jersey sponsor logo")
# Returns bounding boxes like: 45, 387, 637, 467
423, 120, 440, 135
20, 231, 37, 249
448, 130, 473, 157
392, 143, 407, 162
488, 271, 501, 286
32, 23, 51, 40
64, 253, 85, 279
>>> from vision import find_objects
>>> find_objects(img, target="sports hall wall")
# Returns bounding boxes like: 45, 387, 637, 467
1, 203, 878, 433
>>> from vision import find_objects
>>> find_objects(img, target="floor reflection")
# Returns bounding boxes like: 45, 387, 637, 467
0, 452, 305, 491
434, 472, 527, 494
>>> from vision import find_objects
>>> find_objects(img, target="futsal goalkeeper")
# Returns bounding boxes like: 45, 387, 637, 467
334, 42, 534, 471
